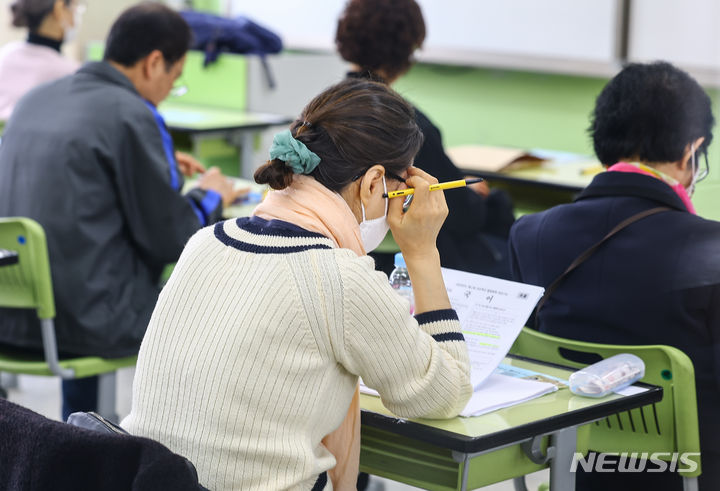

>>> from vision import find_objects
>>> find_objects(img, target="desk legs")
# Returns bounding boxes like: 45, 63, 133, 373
97, 372, 118, 423
549, 426, 577, 491
237, 131, 255, 179
458, 452, 471, 490
450, 426, 577, 491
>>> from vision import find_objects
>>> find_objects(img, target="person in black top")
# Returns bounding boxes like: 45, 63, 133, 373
0, 0, 82, 119
510, 62, 719, 491
335, 0, 515, 278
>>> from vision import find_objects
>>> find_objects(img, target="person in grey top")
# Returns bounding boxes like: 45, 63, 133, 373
0, 2, 242, 419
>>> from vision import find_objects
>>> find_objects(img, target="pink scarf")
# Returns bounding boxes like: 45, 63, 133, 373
253, 174, 362, 490
607, 162, 696, 214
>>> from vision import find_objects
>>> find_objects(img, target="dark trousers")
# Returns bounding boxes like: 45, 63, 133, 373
61, 376, 99, 421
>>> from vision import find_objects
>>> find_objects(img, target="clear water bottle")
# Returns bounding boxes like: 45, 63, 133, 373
389, 252, 414, 314
569, 354, 645, 398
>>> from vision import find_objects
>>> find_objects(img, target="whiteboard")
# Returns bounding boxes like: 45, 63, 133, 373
229, 0, 622, 71
629, 0, 720, 71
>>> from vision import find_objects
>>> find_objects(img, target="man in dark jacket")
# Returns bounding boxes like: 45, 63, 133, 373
0, 3, 241, 418
510, 62, 719, 490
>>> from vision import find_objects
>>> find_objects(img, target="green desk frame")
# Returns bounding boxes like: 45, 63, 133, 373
360, 355, 662, 491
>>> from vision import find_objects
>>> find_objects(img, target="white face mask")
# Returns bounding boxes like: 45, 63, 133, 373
63, 25, 77, 43
359, 176, 389, 252
686, 143, 699, 197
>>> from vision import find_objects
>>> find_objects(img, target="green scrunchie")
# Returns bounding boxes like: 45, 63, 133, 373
269, 129, 321, 174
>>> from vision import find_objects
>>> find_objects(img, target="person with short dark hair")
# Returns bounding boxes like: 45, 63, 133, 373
336, 0, 515, 278
122, 78, 472, 490
103, 2, 190, 69
0, 2, 242, 420
0, 0, 82, 119
510, 61, 720, 490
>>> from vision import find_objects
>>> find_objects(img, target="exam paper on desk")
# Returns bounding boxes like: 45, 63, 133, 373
360, 270, 550, 417
441, 268, 544, 389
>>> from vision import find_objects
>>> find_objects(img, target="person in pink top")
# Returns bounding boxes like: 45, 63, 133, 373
0, 0, 83, 120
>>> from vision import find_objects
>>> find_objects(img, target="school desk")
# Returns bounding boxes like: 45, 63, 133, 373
448, 146, 603, 215
360, 354, 662, 491
160, 102, 292, 178
183, 176, 265, 219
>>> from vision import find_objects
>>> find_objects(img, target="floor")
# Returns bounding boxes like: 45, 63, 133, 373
4, 372, 550, 491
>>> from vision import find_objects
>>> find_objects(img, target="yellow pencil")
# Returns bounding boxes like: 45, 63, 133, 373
382, 178, 484, 198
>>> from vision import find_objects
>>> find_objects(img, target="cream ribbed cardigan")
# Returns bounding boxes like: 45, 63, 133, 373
122, 217, 472, 490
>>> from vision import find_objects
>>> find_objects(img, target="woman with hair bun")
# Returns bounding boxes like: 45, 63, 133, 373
0, 0, 83, 119
123, 78, 472, 490
336, 0, 516, 278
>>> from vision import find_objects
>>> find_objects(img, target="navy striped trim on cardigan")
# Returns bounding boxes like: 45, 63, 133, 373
415, 309, 459, 325
311, 471, 327, 491
239, 216, 329, 239
415, 309, 465, 343
432, 332, 465, 343
213, 218, 333, 254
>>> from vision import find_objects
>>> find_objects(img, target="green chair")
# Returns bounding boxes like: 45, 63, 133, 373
509, 327, 701, 491
0, 217, 136, 421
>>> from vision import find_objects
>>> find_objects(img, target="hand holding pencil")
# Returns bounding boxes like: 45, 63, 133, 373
387, 167, 448, 258
383, 177, 484, 198
387, 167, 452, 313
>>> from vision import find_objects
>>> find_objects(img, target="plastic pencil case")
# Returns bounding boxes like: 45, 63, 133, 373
569, 353, 645, 398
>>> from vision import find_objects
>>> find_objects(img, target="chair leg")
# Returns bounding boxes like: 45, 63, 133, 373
97, 372, 118, 423
683, 476, 699, 491
1, 372, 19, 389
513, 476, 529, 491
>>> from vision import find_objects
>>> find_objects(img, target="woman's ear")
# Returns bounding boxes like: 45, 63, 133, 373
679, 136, 706, 171
359, 165, 386, 202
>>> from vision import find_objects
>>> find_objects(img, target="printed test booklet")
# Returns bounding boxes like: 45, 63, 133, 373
360, 269, 559, 417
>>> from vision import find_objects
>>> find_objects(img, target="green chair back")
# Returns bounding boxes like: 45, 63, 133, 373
0, 217, 55, 319
0, 217, 136, 385
509, 327, 701, 478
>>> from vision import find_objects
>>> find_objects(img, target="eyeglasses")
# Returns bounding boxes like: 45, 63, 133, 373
170, 76, 188, 97
695, 151, 710, 183
351, 170, 406, 183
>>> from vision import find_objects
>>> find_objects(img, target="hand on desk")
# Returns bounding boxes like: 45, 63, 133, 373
198, 167, 248, 208
175, 151, 206, 177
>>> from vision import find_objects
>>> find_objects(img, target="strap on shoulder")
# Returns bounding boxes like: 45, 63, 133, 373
534, 206, 672, 326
